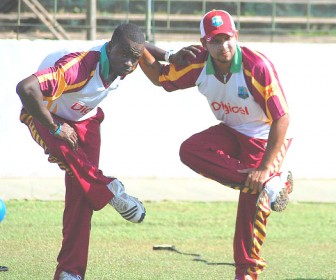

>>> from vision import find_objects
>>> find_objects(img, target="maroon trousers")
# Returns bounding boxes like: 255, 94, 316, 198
20, 107, 113, 279
179, 123, 291, 279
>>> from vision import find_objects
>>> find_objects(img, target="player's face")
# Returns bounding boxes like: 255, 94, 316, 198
202, 32, 238, 64
108, 37, 144, 76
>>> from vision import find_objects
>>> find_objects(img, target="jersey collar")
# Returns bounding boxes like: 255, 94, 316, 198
206, 44, 242, 75
100, 42, 110, 81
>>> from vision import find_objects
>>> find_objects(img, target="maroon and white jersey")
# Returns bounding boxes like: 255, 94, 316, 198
159, 45, 289, 139
34, 43, 120, 121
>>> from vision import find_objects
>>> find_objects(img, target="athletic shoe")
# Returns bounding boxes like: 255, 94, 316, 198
286, 170, 294, 194
235, 275, 253, 280
258, 171, 294, 212
107, 179, 146, 223
59, 271, 82, 280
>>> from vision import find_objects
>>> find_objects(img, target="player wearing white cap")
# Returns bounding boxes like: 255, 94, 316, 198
140, 9, 293, 280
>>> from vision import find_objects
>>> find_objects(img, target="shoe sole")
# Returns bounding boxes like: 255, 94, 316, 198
270, 187, 289, 212
138, 211, 146, 223
287, 170, 294, 194
258, 171, 293, 212
137, 202, 146, 223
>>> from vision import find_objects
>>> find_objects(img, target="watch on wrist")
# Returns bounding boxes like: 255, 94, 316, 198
49, 122, 62, 136
164, 50, 174, 63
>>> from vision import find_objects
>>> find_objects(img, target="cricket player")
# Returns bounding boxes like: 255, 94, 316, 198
16, 23, 146, 280
139, 10, 293, 280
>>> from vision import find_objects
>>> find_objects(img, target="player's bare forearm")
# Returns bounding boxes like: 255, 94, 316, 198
259, 113, 290, 171
139, 48, 162, 86
16, 75, 79, 150
144, 42, 166, 61
241, 113, 290, 191
16, 75, 58, 131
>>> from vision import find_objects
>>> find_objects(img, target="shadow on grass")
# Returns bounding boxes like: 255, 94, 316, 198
153, 245, 235, 266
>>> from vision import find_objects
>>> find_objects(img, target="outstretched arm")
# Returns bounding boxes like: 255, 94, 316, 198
139, 48, 163, 86
140, 43, 203, 86
145, 42, 202, 65
144, 42, 166, 62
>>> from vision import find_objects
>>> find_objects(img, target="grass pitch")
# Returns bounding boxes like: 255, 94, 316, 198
0, 200, 335, 279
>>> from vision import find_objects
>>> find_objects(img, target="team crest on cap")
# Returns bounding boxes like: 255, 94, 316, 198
238, 86, 249, 99
212, 16, 223, 27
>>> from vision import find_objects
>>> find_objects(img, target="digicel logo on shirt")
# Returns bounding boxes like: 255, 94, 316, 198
71, 102, 93, 115
211, 101, 249, 115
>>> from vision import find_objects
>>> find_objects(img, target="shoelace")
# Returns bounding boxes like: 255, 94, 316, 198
111, 196, 128, 211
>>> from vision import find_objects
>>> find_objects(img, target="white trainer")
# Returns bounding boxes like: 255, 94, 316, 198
235, 274, 253, 280
107, 179, 146, 223
59, 271, 82, 280
258, 171, 294, 212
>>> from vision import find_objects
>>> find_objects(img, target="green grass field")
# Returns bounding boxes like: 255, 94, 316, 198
0, 200, 335, 279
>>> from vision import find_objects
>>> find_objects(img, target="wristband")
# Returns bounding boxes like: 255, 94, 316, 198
49, 123, 62, 136
164, 50, 174, 63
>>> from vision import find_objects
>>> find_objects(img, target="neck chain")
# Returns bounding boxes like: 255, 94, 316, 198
223, 73, 229, 84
